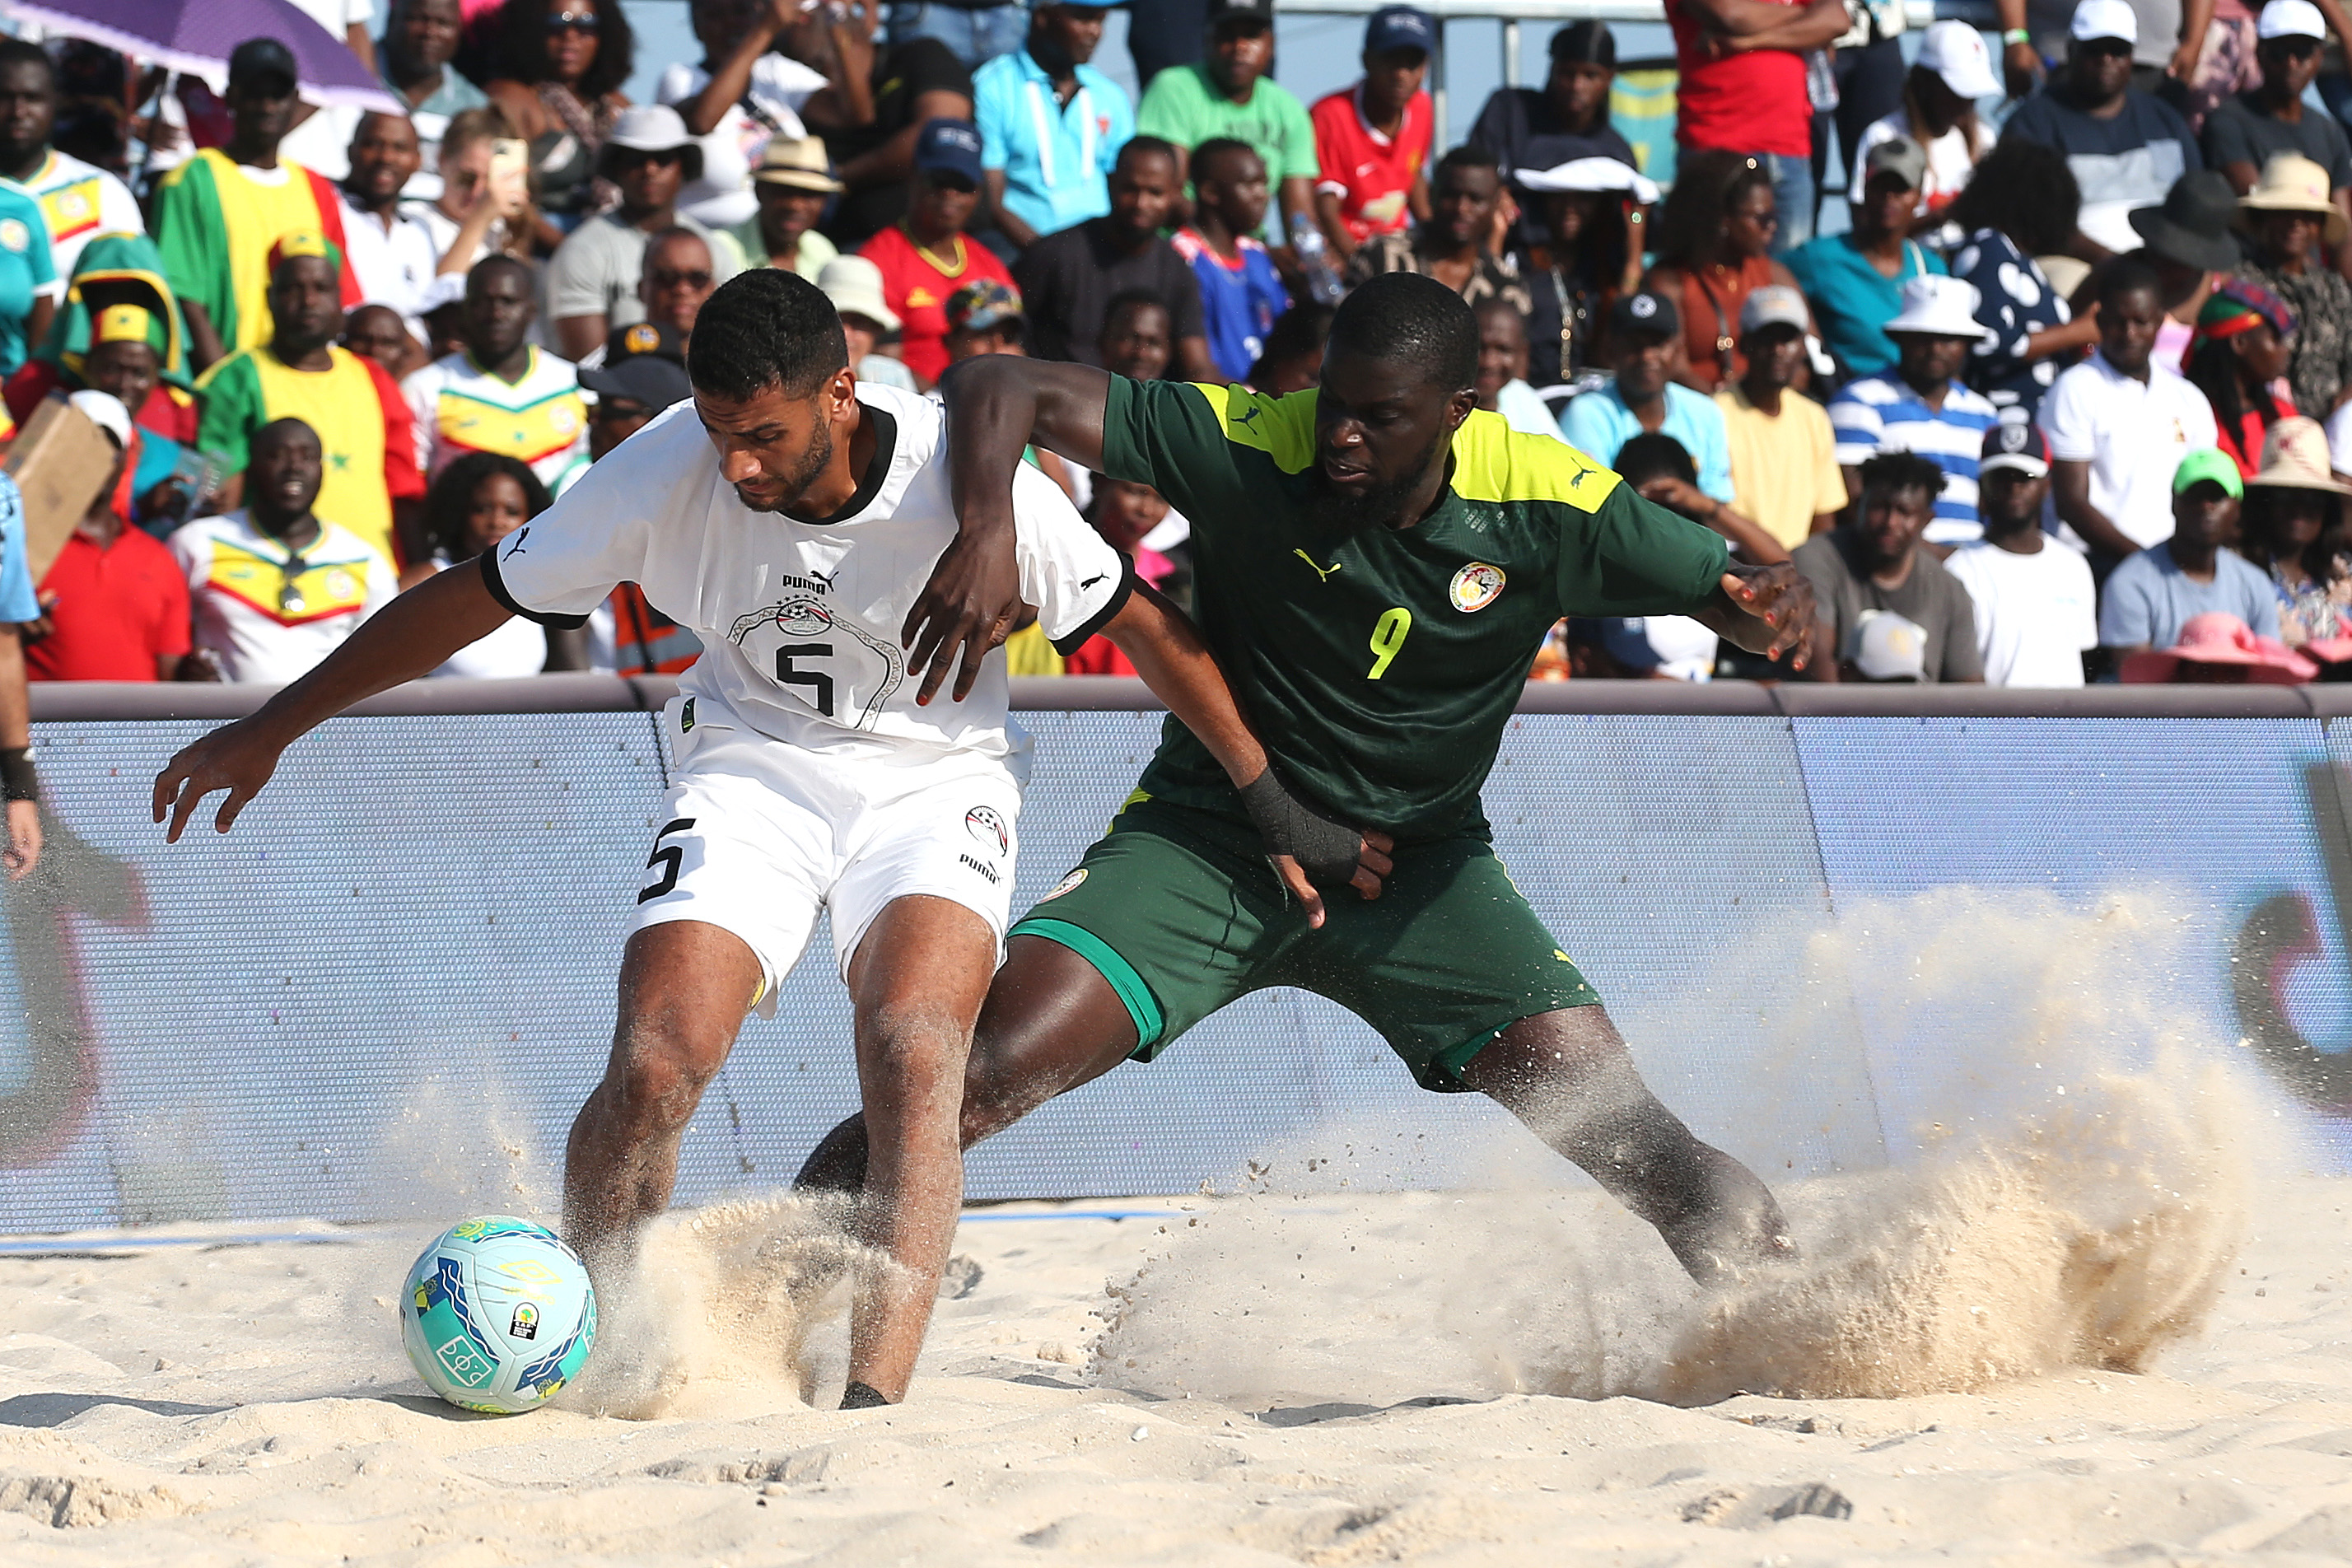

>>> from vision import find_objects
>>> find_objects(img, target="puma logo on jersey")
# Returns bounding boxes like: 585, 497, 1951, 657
1294, 548, 1343, 582
1235, 404, 1263, 428
1080, 573, 1108, 590
503, 526, 530, 558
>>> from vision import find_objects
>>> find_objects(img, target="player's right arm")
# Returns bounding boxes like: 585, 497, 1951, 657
152, 560, 515, 842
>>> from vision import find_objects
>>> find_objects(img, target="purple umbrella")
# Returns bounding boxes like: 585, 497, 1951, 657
0, 0, 404, 110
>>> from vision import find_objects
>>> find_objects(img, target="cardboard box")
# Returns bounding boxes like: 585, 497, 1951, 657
6, 396, 118, 582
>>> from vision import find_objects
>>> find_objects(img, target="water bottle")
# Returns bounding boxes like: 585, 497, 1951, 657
1288, 212, 1346, 307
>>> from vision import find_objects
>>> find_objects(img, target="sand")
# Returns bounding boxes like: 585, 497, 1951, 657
0, 1160, 2341, 1566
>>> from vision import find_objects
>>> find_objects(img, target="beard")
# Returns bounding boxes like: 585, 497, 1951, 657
735, 418, 836, 514
1300, 425, 1449, 535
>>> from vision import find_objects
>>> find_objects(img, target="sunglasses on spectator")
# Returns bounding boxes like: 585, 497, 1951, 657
923, 171, 978, 194
2272, 36, 2322, 56
615, 148, 685, 169
2079, 38, 2134, 57
546, 10, 598, 31
651, 268, 712, 289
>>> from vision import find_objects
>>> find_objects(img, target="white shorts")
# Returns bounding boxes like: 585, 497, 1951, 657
629, 696, 1021, 1011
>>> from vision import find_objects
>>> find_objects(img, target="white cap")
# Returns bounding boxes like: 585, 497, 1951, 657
1852, 610, 1929, 681
2070, 0, 2140, 43
2259, 0, 2327, 39
1918, 20, 2002, 100
1883, 273, 1996, 341
67, 389, 131, 449
1514, 156, 1661, 206
816, 254, 901, 334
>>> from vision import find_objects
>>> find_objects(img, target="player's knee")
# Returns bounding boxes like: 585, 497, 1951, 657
857, 1001, 973, 1086
605, 1020, 730, 1132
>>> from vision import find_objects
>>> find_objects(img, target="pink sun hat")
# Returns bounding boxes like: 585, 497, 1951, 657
2121, 612, 2319, 684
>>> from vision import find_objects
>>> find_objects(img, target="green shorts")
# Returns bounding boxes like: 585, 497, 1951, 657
1007, 798, 1602, 1091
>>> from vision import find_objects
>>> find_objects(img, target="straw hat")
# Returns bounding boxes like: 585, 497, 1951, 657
2121, 613, 2318, 683
2247, 415, 2352, 495
2238, 152, 2350, 246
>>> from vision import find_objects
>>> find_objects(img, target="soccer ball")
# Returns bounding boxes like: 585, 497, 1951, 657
399, 1216, 598, 1414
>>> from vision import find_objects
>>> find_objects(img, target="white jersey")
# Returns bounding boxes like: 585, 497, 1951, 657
486, 380, 1127, 761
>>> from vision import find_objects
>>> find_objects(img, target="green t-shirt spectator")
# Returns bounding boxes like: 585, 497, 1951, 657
1137, 63, 1319, 187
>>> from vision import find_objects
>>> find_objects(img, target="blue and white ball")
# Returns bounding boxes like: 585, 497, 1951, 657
399, 1216, 598, 1414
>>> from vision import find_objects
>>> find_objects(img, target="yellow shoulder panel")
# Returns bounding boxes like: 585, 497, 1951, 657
1449, 408, 1622, 512
1187, 381, 1318, 474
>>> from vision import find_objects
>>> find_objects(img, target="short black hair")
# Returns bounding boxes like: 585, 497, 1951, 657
1433, 144, 1501, 187
0, 40, 53, 84
1101, 287, 1170, 331
1549, 19, 1616, 65
1858, 450, 1946, 502
252, 416, 320, 455
1328, 271, 1479, 392
687, 268, 847, 401
465, 253, 533, 293
426, 450, 552, 562
2098, 252, 2165, 307
1117, 134, 1179, 172
1191, 137, 1258, 184
1615, 432, 1696, 488
1250, 301, 1335, 383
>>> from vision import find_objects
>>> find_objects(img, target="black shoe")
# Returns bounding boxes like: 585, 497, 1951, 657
840, 1380, 894, 1409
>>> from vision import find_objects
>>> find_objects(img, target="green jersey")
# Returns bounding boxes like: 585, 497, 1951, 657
1099, 376, 1732, 841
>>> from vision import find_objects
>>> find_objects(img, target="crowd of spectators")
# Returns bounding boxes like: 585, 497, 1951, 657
7, 0, 2352, 692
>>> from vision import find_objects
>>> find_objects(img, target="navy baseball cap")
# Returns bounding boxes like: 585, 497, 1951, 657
1610, 289, 1679, 339
1980, 413, 2050, 478
914, 118, 984, 186
581, 321, 690, 408
1365, 6, 1435, 55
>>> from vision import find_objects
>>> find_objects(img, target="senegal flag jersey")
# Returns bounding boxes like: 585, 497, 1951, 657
152, 151, 361, 354
196, 344, 427, 567
1099, 376, 1730, 841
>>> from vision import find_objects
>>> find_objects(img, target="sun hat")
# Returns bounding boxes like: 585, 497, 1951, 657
1852, 610, 1928, 682
1514, 156, 1660, 206
266, 229, 343, 278
601, 105, 703, 183
2121, 613, 2317, 683
1740, 283, 1808, 334
2238, 152, 2350, 246
2259, 0, 2328, 39
2131, 170, 2245, 270
66, 389, 130, 448
754, 136, 844, 194
227, 37, 299, 93
2247, 415, 2352, 494
2071, 0, 2139, 43
1980, 413, 2051, 478
817, 255, 900, 334
92, 303, 153, 348
1917, 20, 2002, 100
2174, 446, 2247, 497
1883, 274, 1994, 341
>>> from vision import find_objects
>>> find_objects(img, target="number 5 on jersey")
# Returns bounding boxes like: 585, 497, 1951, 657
1368, 607, 1412, 679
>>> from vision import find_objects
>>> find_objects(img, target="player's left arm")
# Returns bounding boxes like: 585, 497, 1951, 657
1099, 582, 1393, 926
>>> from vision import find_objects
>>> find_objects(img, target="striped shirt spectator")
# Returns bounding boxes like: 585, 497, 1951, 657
1828, 276, 2001, 544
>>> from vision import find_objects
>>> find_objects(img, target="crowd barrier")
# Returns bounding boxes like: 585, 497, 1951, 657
4, 675, 2351, 1234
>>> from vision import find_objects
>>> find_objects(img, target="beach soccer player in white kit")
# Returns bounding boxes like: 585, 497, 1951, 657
152, 268, 1390, 1407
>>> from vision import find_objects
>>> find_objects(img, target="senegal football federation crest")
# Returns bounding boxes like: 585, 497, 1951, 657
1449, 562, 1505, 613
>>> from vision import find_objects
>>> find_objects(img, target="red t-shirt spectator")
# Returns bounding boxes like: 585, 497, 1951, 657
1310, 85, 1434, 244
858, 226, 1017, 384
28, 525, 191, 681
1666, 0, 1813, 157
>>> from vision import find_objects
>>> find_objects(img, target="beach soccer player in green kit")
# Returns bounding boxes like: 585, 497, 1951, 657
800, 272, 1818, 1293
